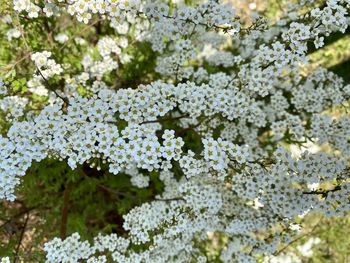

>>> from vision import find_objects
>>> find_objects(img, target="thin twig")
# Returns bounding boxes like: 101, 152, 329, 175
97, 184, 129, 198
36, 68, 69, 106
154, 197, 185, 202
273, 219, 321, 256
0, 53, 32, 74
141, 114, 189, 125
13, 213, 29, 263
303, 185, 341, 197
59, 19, 103, 52
0, 207, 36, 230
60, 183, 72, 240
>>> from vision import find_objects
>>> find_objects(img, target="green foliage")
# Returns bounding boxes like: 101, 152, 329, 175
0, 156, 166, 259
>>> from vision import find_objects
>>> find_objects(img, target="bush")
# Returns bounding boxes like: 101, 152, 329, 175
0, 0, 350, 262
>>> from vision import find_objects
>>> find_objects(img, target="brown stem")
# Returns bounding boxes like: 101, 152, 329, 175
13, 213, 29, 263
58, 19, 103, 52
43, 20, 53, 47
303, 185, 341, 197
140, 114, 189, 124
273, 219, 321, 256
36, 68, 69, 111
97, 184, 129, 198
60, 183, 72, 240
0, 206, 36, 230
154, 197, 185, 202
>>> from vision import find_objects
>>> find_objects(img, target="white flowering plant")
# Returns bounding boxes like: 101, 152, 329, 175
0, 0, 350, 262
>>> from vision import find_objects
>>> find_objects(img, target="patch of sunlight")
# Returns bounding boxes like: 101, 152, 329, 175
306, 35, 350, 72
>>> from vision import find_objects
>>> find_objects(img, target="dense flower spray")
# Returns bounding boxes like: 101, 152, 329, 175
1, 0, 350, 262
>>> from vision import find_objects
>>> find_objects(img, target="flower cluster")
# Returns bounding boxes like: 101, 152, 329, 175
31, 51, 63, 79
13, 0, 40, 18
203, 137, 249, 171
81, 36, 129, 79
44, 233, 95, 262
0, 96, 28, 120
310, 114, 350, 156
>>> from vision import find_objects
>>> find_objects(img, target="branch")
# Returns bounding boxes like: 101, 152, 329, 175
154, 197, 185, 202
273, 219, 321, 256
43, 19, 53, 47
140, 114, 189, 125
97, 184, 130, 198
303, 185, 341, 197
0, 206, 36, 230
60, 183, 72, 240
36, 68, 69, 106
13, 213, 29, 263
59, 19, 103, 52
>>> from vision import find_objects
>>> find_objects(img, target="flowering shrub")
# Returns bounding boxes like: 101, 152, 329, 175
0, 0, 350, 262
